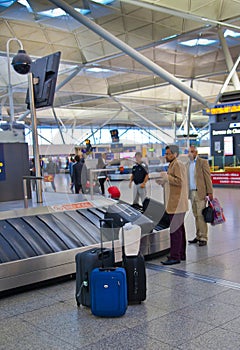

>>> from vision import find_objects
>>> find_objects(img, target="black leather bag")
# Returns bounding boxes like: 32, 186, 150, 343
202, 202, 214, 223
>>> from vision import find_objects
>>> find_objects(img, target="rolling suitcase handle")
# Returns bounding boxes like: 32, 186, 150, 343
99, 218, 115, 268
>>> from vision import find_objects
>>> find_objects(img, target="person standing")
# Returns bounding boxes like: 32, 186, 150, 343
97, 153, 108, 195
187, 145, 213, 246
156, 145, 188, 265
69, 156, 75, 193
129, 152, 149, 206
45, 157, 58, 192
72, 155, 83, 194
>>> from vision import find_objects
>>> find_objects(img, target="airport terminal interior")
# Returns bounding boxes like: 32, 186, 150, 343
1, 0, 240, 349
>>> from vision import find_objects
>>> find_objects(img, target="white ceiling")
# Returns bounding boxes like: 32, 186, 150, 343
0, 0, 240, 135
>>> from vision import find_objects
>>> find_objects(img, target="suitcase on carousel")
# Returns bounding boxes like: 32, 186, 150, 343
90, 266, 128, 317
75, 219, 115, 307
105, 203, 154, 235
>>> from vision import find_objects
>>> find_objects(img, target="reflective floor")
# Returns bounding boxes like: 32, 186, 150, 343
1, 178, 240, 349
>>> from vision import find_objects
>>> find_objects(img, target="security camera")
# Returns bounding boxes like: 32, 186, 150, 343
12, 49, 32, 75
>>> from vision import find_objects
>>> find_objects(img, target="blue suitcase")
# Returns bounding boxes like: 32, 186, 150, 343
90, 267, 128, 317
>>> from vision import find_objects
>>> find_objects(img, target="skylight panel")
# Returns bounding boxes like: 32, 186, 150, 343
39, 7, 90, 18
224, 29, 240, 38
86, 67, 112, 73
92, 0, 114, 4
180, 38, 217, 47
0, 0, 15, 7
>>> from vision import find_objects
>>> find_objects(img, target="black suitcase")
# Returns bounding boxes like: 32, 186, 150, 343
123, 253, 146, 304
75, 219, 115, 307
121, 226, 147, 304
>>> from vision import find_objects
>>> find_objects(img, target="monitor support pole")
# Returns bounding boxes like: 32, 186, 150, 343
28, 72, 43, 203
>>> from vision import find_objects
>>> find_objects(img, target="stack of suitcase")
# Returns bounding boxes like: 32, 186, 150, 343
75, 219, 146, 317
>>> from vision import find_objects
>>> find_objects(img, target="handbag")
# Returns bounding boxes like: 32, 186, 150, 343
211, 198, 226, 226
202, 201, 214, 223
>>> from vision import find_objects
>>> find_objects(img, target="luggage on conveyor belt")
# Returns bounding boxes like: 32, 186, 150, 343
105, 203, 154, 235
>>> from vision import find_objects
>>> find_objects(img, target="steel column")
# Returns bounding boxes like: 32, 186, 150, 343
215, 54, 240, 103
218, 28, 240, 90
28, 72, 43, 203
186, 80, 193, 148
49, 0, 210, 107
52, 107, 65, 144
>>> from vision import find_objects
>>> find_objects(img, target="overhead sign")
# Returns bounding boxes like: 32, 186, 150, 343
203, 102, 240, 115
0, 144, 6, 181
51, 201, 93, 212
212, 127, 240, 136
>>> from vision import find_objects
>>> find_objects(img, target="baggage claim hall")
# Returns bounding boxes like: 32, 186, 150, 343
0, 1, 240, 349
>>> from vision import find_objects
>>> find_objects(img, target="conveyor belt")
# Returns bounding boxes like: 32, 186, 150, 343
0, 200, 170, 293
87, 208, 105, 220
0, 232, 19, 263
53, 212, 98, 246
7, 217, 53, 256
22, 216, 69, 252
0, 220, 37, 260
78, 209, 102, 228
37, 214, 82, 249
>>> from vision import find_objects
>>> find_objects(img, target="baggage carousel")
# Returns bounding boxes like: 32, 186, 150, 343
0, 198, 169, 293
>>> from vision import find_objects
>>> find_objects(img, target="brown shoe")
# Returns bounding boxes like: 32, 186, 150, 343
199, 240, 207, 246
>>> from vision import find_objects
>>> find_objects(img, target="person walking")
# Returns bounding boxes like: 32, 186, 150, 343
187, 145, 213, 246
97, 153, 108, 195
129, 152, 149, 206
156, 145, 188, 265
72, 155, 87, 194
45, 157, 58, 192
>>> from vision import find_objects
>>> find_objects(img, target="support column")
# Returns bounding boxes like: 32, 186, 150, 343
49, 0, 210, 107
186, 80, 193, 148
218, 28, 240, 90
28, 73, 43, 203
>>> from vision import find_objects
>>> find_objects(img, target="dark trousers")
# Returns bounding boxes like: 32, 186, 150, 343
169, 213, 186, 261
99, 178, 106, 195
75, 183, 84, 194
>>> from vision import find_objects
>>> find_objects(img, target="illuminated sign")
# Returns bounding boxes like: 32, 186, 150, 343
203, 102, 240, 115
211, 172, 240, 185
0, 144, 6, 181
212, 127, 240, 136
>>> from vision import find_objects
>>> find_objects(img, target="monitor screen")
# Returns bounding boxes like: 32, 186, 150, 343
26, 51, 61, 109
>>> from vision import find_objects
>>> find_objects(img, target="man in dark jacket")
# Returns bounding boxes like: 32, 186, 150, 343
72, 155, 84, 194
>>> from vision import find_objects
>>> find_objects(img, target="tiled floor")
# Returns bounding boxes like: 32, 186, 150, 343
1, 179, 240, 349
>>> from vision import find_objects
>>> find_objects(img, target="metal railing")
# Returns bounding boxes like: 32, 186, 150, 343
22, 175, 43, 208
